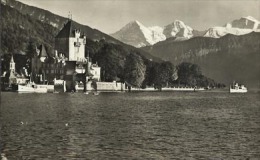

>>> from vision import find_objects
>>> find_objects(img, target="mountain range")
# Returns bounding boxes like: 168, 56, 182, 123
111, 16, 260, 47
111, 20, 194, 47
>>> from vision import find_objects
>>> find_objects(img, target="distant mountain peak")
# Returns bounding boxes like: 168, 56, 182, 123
205, 16, 260, 38
127, 20, 140, 26
111, 20, 166, 48
242, 16, 260, 23
169, 19, 185, 24
119, 20, 145, 31
111, 20, 193, 47
163, 20, 193, 39
131, 20, 142, 25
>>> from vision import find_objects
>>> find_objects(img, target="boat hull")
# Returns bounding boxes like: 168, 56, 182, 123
18, 85, 48, 93
230, 88, 247, 93
162, 87, 205, 91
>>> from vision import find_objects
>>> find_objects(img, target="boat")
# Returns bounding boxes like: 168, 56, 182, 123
162, 87, 205, 91
230, 82, 247, 93
18, 82, 48, 93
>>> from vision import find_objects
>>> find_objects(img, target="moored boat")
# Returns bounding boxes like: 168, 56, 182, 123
162, 87, 205, 91
230, 82, 247, 93
18, 82, 48, 93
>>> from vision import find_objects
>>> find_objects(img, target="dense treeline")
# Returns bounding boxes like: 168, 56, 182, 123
90, 40, 224, 89
1, 34, 224, 89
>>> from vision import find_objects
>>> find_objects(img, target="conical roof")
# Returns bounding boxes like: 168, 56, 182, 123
37, 44, 48, 57
10, 54, 14, 63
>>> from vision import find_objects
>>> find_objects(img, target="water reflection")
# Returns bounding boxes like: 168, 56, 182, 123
1, 92, 260, 159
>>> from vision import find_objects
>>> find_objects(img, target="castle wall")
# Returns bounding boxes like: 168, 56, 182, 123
42, 63, 65, 83
83, 81, 125, 91
97, 82, 125, 91
69, 37, 85, 61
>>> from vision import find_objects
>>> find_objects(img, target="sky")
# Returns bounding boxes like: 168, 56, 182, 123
17, 0, 260, 34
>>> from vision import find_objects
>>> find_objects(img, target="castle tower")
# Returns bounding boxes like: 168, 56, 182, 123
55, 20, 86, 61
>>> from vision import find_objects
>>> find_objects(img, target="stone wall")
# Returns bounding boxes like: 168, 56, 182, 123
76, 81, 125, 91
96, 82, 125, 91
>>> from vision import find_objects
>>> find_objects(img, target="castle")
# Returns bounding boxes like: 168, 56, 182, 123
3, 19, 125, 92
31, 20, 101, 91
31, 20, 125, 92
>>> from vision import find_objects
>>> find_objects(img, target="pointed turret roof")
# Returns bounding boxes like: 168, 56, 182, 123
10, 54, 14, 63
37, 44, 48, 57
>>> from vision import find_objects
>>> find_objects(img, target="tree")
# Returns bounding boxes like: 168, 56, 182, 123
174, 62, 226, 88
176, 62, 202, 86
154, 61, 175, 90
124, 53, 146, 88
26, 41, 35, 59
25, 41, 35, 74
93, 43, 126, 82
141, 60, 158, 88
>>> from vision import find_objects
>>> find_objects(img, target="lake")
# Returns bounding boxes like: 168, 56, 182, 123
1, 91, 260, 159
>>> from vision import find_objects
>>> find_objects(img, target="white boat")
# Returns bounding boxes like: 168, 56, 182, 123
230, 83, 247, 93
18, 82, 48, 93
162, 87, 205, 91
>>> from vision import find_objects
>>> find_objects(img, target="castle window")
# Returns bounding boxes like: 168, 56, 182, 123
74, 41, 81, 47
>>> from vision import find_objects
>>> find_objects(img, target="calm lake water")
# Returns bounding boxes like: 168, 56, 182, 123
1, 91, 260, 159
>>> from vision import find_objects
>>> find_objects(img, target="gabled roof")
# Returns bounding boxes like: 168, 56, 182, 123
56, 20, 79, 38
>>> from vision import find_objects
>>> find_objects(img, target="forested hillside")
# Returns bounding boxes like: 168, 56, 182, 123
142, 33, 260, 87
1, 4, 58, 55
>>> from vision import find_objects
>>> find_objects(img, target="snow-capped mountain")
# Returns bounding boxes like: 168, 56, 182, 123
204, 16, 260, 38
163, 20, 193, 39
111, 21, 165, 47
111, 20, 193, 47
226, 16, 260, 30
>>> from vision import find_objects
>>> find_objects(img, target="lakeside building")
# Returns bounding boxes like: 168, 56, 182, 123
6, 55, 28, 86
2, 19, 125, 92
28, 20, 124, 92
28, 20, 101, 91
